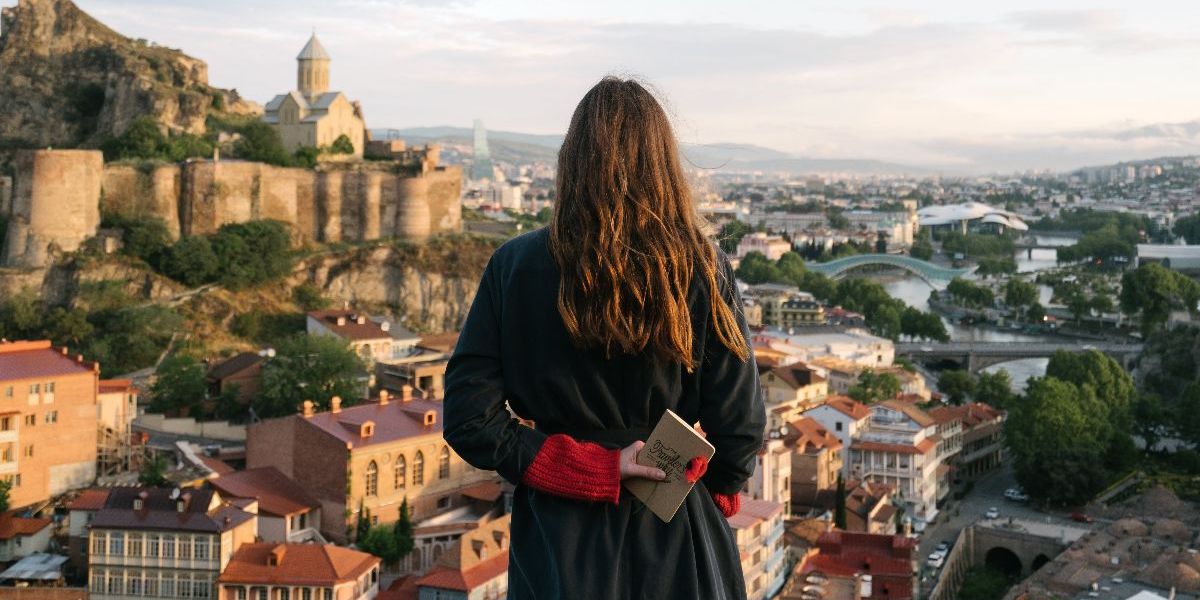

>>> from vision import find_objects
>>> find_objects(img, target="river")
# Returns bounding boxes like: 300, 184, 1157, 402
877, 235, 1076, 391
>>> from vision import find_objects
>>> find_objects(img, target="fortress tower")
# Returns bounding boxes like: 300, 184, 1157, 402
1, 150, 101, 268
297, 33, 330, 99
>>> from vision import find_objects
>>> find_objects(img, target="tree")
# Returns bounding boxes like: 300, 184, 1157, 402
149, 355, 208, 415
0, 479, 10, 513
833, 474, 847, 529
900, 306, 949, 342
211, 220, 294, 289
848, 370, 901, 404
1174, 214, 1200, 244
291, 283, 330, 311
394, 498, 415, 561
138, 454, 170, 487
717, 220, 753, 254
734, 251, 779, 285
161, 236, 219, 287
958, 565, 1015, 600
329, 134, 355, 155
1003, 279, 1038, 311
1027, 302, 1046, 323
360, 524, 400, 565
1046, 350, 1134, 435
1090, 291, 1114, 315
1007, 377, 1109, 505
910, 235, 934, 261
1120, 263, 1200, 335
355, 501, 371, 542
974, 370, 1014, 409
257, 333, 366, 418
235, 121, 294, 166
100, 116, 167, 161
938, 370, 975, 405
109, 215, 172, 264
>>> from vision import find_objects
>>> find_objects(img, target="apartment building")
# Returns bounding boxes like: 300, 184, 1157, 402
926, 405, 963, 503
217, 543, 381, 600
744, 438, 792, 509
846, 400, 942, 523
306, 308, 422, 366
0, 340, 100, 509
410, 514, 510, 600
744, 285, 825, 329
728, 496, 787, 600
783, 417, 843, 514
761, 364, 828, 431
944, 403, 1005, 480
807, 357, 927, 399
736, 232, 792, 260
246, 389, 496, 543
802, 396, 871, 477
87, 487, 258, 600
208, 467, 323, 543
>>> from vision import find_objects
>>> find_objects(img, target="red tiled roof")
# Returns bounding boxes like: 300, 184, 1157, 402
98, 379, 134, 394
740, 496, 784, 520
219, 543, 379, 586
198, 455, 235, 476
417, 332, 459, 353
308, 309, 394, 342
786, 417, 842, 453
378, 576, 419, 600
67, 489, 111, 511
0, 513, 51, 539
209, 467, 320, 517
768, 364, 824, 390
803, 531, 917, 600
822, 395, 871, 420
302, 397, 443, 448
416, 553, 508, 592
205, 352, 263, 381
0, 341, 97, 381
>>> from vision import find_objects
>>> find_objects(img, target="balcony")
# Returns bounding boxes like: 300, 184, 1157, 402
0, 429, 16, 444
0, 459, 16, 475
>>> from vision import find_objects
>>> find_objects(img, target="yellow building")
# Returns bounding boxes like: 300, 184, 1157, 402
264, 34, 366, 157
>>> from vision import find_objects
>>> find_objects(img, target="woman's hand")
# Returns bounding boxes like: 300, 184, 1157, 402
619, 441, 667, 481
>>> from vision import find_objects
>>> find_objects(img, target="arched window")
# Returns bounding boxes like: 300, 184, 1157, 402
394, 456, 406, 490
413, 451, 425, 486
365, 461, 378, 497
438, 446, 451, 479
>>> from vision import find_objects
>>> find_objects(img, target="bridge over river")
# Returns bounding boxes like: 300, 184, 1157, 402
805, 254, 972, 285
897, 340, 1144, 372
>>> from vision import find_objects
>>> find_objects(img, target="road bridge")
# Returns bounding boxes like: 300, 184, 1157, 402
897, 341, 1143, 372
805, 254, 971, 286
929, 520, 1090, 600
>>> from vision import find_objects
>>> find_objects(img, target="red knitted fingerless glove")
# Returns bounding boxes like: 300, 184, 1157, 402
712, 492, 741, 518
521, 434, 621, 504
685, 456, 709, 483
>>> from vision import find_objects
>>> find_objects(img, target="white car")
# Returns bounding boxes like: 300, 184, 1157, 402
927, 552, 946, 569
985, 507, 1000, 519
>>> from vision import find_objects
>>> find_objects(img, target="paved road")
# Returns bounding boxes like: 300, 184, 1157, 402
915, 462, 1098, 594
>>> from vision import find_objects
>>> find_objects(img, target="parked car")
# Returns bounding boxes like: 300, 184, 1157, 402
1005, 488, 1030, 502
985, 507, 1000, 519
934, 541, 950, 554
911, 519, 927, 534
1070, 512, 1094, 523
927, 553, 946, 569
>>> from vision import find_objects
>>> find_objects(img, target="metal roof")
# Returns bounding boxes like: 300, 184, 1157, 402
297, 34, 331, 61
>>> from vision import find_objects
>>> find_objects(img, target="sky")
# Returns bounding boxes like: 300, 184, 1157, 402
67, 0, 1200, 173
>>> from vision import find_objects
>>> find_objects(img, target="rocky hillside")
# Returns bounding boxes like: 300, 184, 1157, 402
0, 0, 258, 150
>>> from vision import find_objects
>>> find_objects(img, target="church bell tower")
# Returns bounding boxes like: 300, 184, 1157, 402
297, 33, 331, 98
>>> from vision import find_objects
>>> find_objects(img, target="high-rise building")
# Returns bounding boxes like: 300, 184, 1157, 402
471, 119, 494, 181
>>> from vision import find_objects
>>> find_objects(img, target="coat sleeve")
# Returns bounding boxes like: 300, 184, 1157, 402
443, 256, 549, 485
697, 255, 767, 496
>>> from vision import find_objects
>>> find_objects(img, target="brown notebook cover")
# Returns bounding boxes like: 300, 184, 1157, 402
623, 409, 716, 523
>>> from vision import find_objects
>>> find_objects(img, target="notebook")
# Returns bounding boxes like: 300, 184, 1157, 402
623, 409, 716, 523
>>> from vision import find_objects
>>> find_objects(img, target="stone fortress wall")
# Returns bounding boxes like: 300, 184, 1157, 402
2, 150, 102, 268
1, 149, 462, 268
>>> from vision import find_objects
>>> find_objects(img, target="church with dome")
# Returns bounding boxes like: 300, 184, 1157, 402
263, 34, 366, 158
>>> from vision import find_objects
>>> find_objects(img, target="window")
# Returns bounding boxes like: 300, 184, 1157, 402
394, 456, 406, 490
108, 532, 124, 556
257, 588, 268, 600
413, 451, 425, 486
0, 417, 9, 430
23, 415, 34, 427
3, 386, 11, 398
280, 589, 290, 600
438, 446, 451, 479
193, 580, 210, 598
163, 536, 175, 558
45, 410, 57, 424
436, 496, 450, 510
129, 534, 143, 557
365, 461, 378, 496
148, 534, 160, 557
302, 589, 312, 600
91, 534, 105, 555
194, 537, 210, 560
179, 535, 192, 559
29, 384, 38, 395
324, 589, 333, 600
23, 444, 32, 458
236, 589, 247, 600
835, 422, 843, 432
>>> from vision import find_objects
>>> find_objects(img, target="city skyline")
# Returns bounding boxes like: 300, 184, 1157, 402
63, 0, 1200, 172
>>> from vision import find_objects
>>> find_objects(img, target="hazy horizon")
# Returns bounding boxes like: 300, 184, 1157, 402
65, 0, 1200, 173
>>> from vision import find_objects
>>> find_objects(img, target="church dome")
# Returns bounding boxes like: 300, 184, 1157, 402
298, 34, 331, 61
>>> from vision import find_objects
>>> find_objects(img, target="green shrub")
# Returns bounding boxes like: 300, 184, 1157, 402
161, 236, 219, 287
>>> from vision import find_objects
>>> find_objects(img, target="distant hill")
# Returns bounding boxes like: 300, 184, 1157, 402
377, 126, 926, 175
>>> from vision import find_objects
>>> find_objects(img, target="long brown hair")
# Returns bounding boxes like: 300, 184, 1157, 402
549, 77, 748, 371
